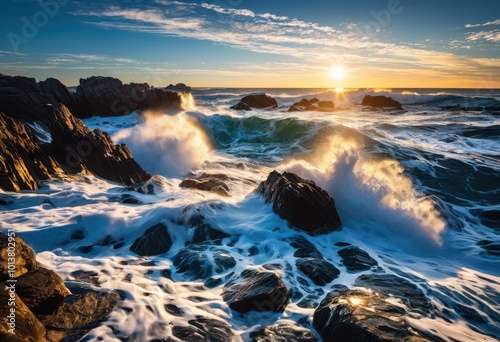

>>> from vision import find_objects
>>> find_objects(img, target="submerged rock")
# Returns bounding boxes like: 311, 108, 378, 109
171, 317, 233, 342
231, 94, 278, 110
130, 223, 172, 256
222, 269, 289, 313
362, 95, 402, 109
0, 232, 38, 282
338, 246, 378, 272
256, 171, 342, 235
180, 173, 232, 197
191, 224, 231, 245
250, 322, 319, 341
296, 258, 340, 286
173, 246, 236, 280
313, 289, 432, 342
288, 235, 323, 259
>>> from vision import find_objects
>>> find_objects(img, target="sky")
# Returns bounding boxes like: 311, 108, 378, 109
0, 0, 499, 88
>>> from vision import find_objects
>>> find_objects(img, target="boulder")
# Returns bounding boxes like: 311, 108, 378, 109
317, 101, 335, 109
256, 171, 342, 235
180, 173, 232, 197
296, 258, 340, 286
362, 95, 402, 109
231, 94, 278, 110
313, 289, 432, 342
222, 269, 289, 313
165, 83, 191, 92
130, 223, 172, 256
287, 98, 331, 112
39, 291, 120, 342
10, 268, 71, 315
0, 285, 47, 342
0, 232, 38, 282
191, 224, 230, 245
338, 246, 378, 272
288, 235, 323, 258
171, 317, 233, 342
250, 322, 319, 341
172, 246, 235, 280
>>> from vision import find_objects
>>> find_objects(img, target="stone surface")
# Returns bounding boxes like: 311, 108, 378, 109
0, 285, 47, 342
231, 94, 278, 110
171, 317, 233, 342
338, 246, 378, 272
130, 223, 172, 256
362, 95, 402, 109
191, 224, 230, 245
0, 232, 38, 282
180, 173, 232, 197
250, 322, 319, 342
288, 235, 323, 258
256, 171, 342, 235
166, 83, 191, 92
10, 268, 71, 315
313, 289, 432, 342
222, 269, 289, 313
296, 258, 340, 286
173, 246, 236, 280
287, 98, 335, 112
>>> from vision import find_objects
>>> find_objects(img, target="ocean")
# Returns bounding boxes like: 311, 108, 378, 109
2, 88, 499, 341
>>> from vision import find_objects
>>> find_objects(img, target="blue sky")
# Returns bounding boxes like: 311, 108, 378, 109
0, 0, 499, 87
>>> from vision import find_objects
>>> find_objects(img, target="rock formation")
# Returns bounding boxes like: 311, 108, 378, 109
361, 95, 402, 109
231, 94, 278, 110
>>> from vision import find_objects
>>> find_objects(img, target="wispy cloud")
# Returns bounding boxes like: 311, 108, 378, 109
465, 19, 500, 28
466, 30, 500, 43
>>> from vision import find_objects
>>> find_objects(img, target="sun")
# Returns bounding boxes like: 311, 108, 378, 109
329, 65, 345, 80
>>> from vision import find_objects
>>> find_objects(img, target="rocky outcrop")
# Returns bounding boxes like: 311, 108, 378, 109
296, 258, 340, 286
313, 289, 432, 342
256, 171, 342, 235
338, 246, 378, 272
362, 95, 402, 109
173, 246, 236, 280
166, 83, 191, 92
130, 223, 173, 256
231, 94, 278, 110
287, 98, 335, 112
0, 232, 38, 282
250, 322, 319, 341
0, 104, 151, 192
180, 173, 232, 197
171, 317, 233, 342
222, 269, 289, 313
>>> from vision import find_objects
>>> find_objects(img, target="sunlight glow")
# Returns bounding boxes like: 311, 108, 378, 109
329, 65, 345, 80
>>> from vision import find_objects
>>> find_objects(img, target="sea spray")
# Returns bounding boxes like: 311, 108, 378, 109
279, 128, 446, 251
112, 111, 211, 178
180, 92, 197, 111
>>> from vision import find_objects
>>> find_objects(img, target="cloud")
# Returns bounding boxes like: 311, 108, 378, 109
465, 19, 500, 28
466, 30, 500, 43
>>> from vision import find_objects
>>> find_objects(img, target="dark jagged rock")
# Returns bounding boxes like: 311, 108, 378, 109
0, 232, 38, 282
354, 273, 434, 315
231, 94, 278, 110
250, 322, 319, 341
362, 95, 402, 109
173, 246, 236, 280
39, 291, 120, 342
338, 246, 378, 272
313, 289, 432, 342
296, 258, 340, 286
287, 98, 335, 112
130, 223, 172, 256
10, 268, 71, 315
256, 171, 342, 235
109, 194, 143, 204
222, 269, 289, 313
171, 317, 233, 342
0, 285, 47, 342
180, 173, 232, 197
191, 224, 230, 245
165, 83, 191, 92
288, 235, 323, 258
0, 104, 151, 192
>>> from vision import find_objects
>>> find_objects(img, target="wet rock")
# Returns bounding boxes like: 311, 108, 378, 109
355, 273, 434, 315
213, 249, 237, 273
250, 322, 319, 341
0, 285, 47, 342
222, 269, 289, 313
130, 223, 172, 256
69, 270, 100, 286
180, 173, 232, 197
338, 246, 378, 271
0, 232, 38, 282
287, 98, 317, 112
313, 289, 432, 342
231, 94, 278, 110
256, 171, 342, 235
191, 224, 230, 245
362, 95, 402, 109
173, 246, 235, 280
39, 291, 120, 342
165, 83, 191, 92
288, 235, 323, 258
164, 303, 184, 316
296, 258, 340, 286
317, 101, 335, 109
171, 317, 233, 342
11, 268, 71, 315
109, 193, 143, 204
